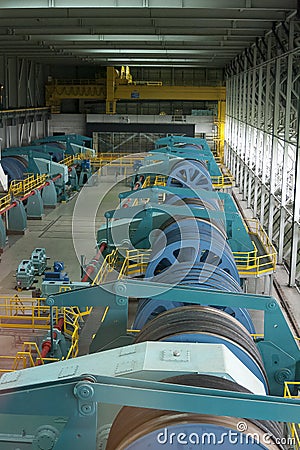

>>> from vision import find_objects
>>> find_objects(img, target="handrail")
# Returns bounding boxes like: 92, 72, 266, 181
132, 81, 163, 86
0, 107, 49, 114
60, 155, 76, 166
62, 308, 81, 360
233, 219, 277, 276
48, 78, 106, 86
0, 303, 86, 371
0, 295, 47, 320
141, 173, 233, 190
284, 382, 300, 449
92, 249, 119, 285
118, 249, 151, 279
0, 193, 11, 213
211, 174, 234, 188
9, 174, 47, 197
91, 154, 139, 168
12, 342, 45, 370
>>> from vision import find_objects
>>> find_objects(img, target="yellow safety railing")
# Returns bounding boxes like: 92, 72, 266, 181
0, 355, 18, 373
141, 172, 233, 190
141, 176, 151, 188
284, 382, 300, 449
141, 175, 167, 189
0, 305, 85, 372
0, 193, 11, 213
9, 294, 26, 315
13, 342, 52, 370
91, 153, 139, 169
233, 243, 258, 272
0, 296, 53, 329
234, 219, 277, 276
132, 81, 163, 86
9, 174, 47, 197
1, 107, 49, 114
48, 78, 105, 86
60, 155, 76, 166
130, 175, 165, 207
95, 152, 130, 161
91, 248, 150, 284
92, 249, 119, 285
211, 173, 234, 188
118, 249, 151, 279
154, 175, 167, 186
60, 152, 96, 166
284, 382, 300, 399
63, 308, 80, 360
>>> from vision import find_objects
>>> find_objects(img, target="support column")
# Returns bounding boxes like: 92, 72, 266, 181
239, 56, 247, 196
260, 37, 272, 227
217, 99, 226, 162
243, 60, 252, 200
106, 67, 117, 114
268, 58, 280, 242
289, 92, 300, 286
235, 72, 244, 187
278, 45, 293, 264
247, 47, 257, 209
253, 66, 263, 218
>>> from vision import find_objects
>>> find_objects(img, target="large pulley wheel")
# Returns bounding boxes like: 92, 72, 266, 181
135, 306, 267, 387
106, 375, 284, 450
167, 159, 213, 191
133, 262, 255, 334
146, 218, 240, 282
164, 196, 226, 234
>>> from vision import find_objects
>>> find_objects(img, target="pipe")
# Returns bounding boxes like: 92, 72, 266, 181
81, 242, 107, 282
0, 200, 18, 215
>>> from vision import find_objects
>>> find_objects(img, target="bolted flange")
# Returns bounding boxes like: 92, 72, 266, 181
32, 426, 59, 450
74, 382, 95, 400
274, 368, 292, 384
266, 301, 277, 311
115, 282, 127, 295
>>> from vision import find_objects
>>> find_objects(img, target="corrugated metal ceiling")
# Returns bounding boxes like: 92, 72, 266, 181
0, 1, 297, 67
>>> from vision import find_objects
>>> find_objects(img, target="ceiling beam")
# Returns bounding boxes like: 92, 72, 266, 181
0, 1, 296, 9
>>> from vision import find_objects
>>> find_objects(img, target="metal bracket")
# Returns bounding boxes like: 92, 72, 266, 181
46, 279, 300, 395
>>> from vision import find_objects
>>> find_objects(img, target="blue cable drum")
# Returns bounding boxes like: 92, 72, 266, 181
146, 218, 239, 282
1, 156, 28, 182
133, 211, 254, 332
164, 195, 225, 240
135, 306, 268, 392
133, 263, 254, 333
167, 159, 213, 190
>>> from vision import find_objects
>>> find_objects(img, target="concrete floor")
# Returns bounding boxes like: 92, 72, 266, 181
0, 174, 299, 370
0, 173, 129, 368
0, 175, 128, 293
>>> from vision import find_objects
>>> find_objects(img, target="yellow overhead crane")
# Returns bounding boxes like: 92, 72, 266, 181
45, 66, 226, 157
